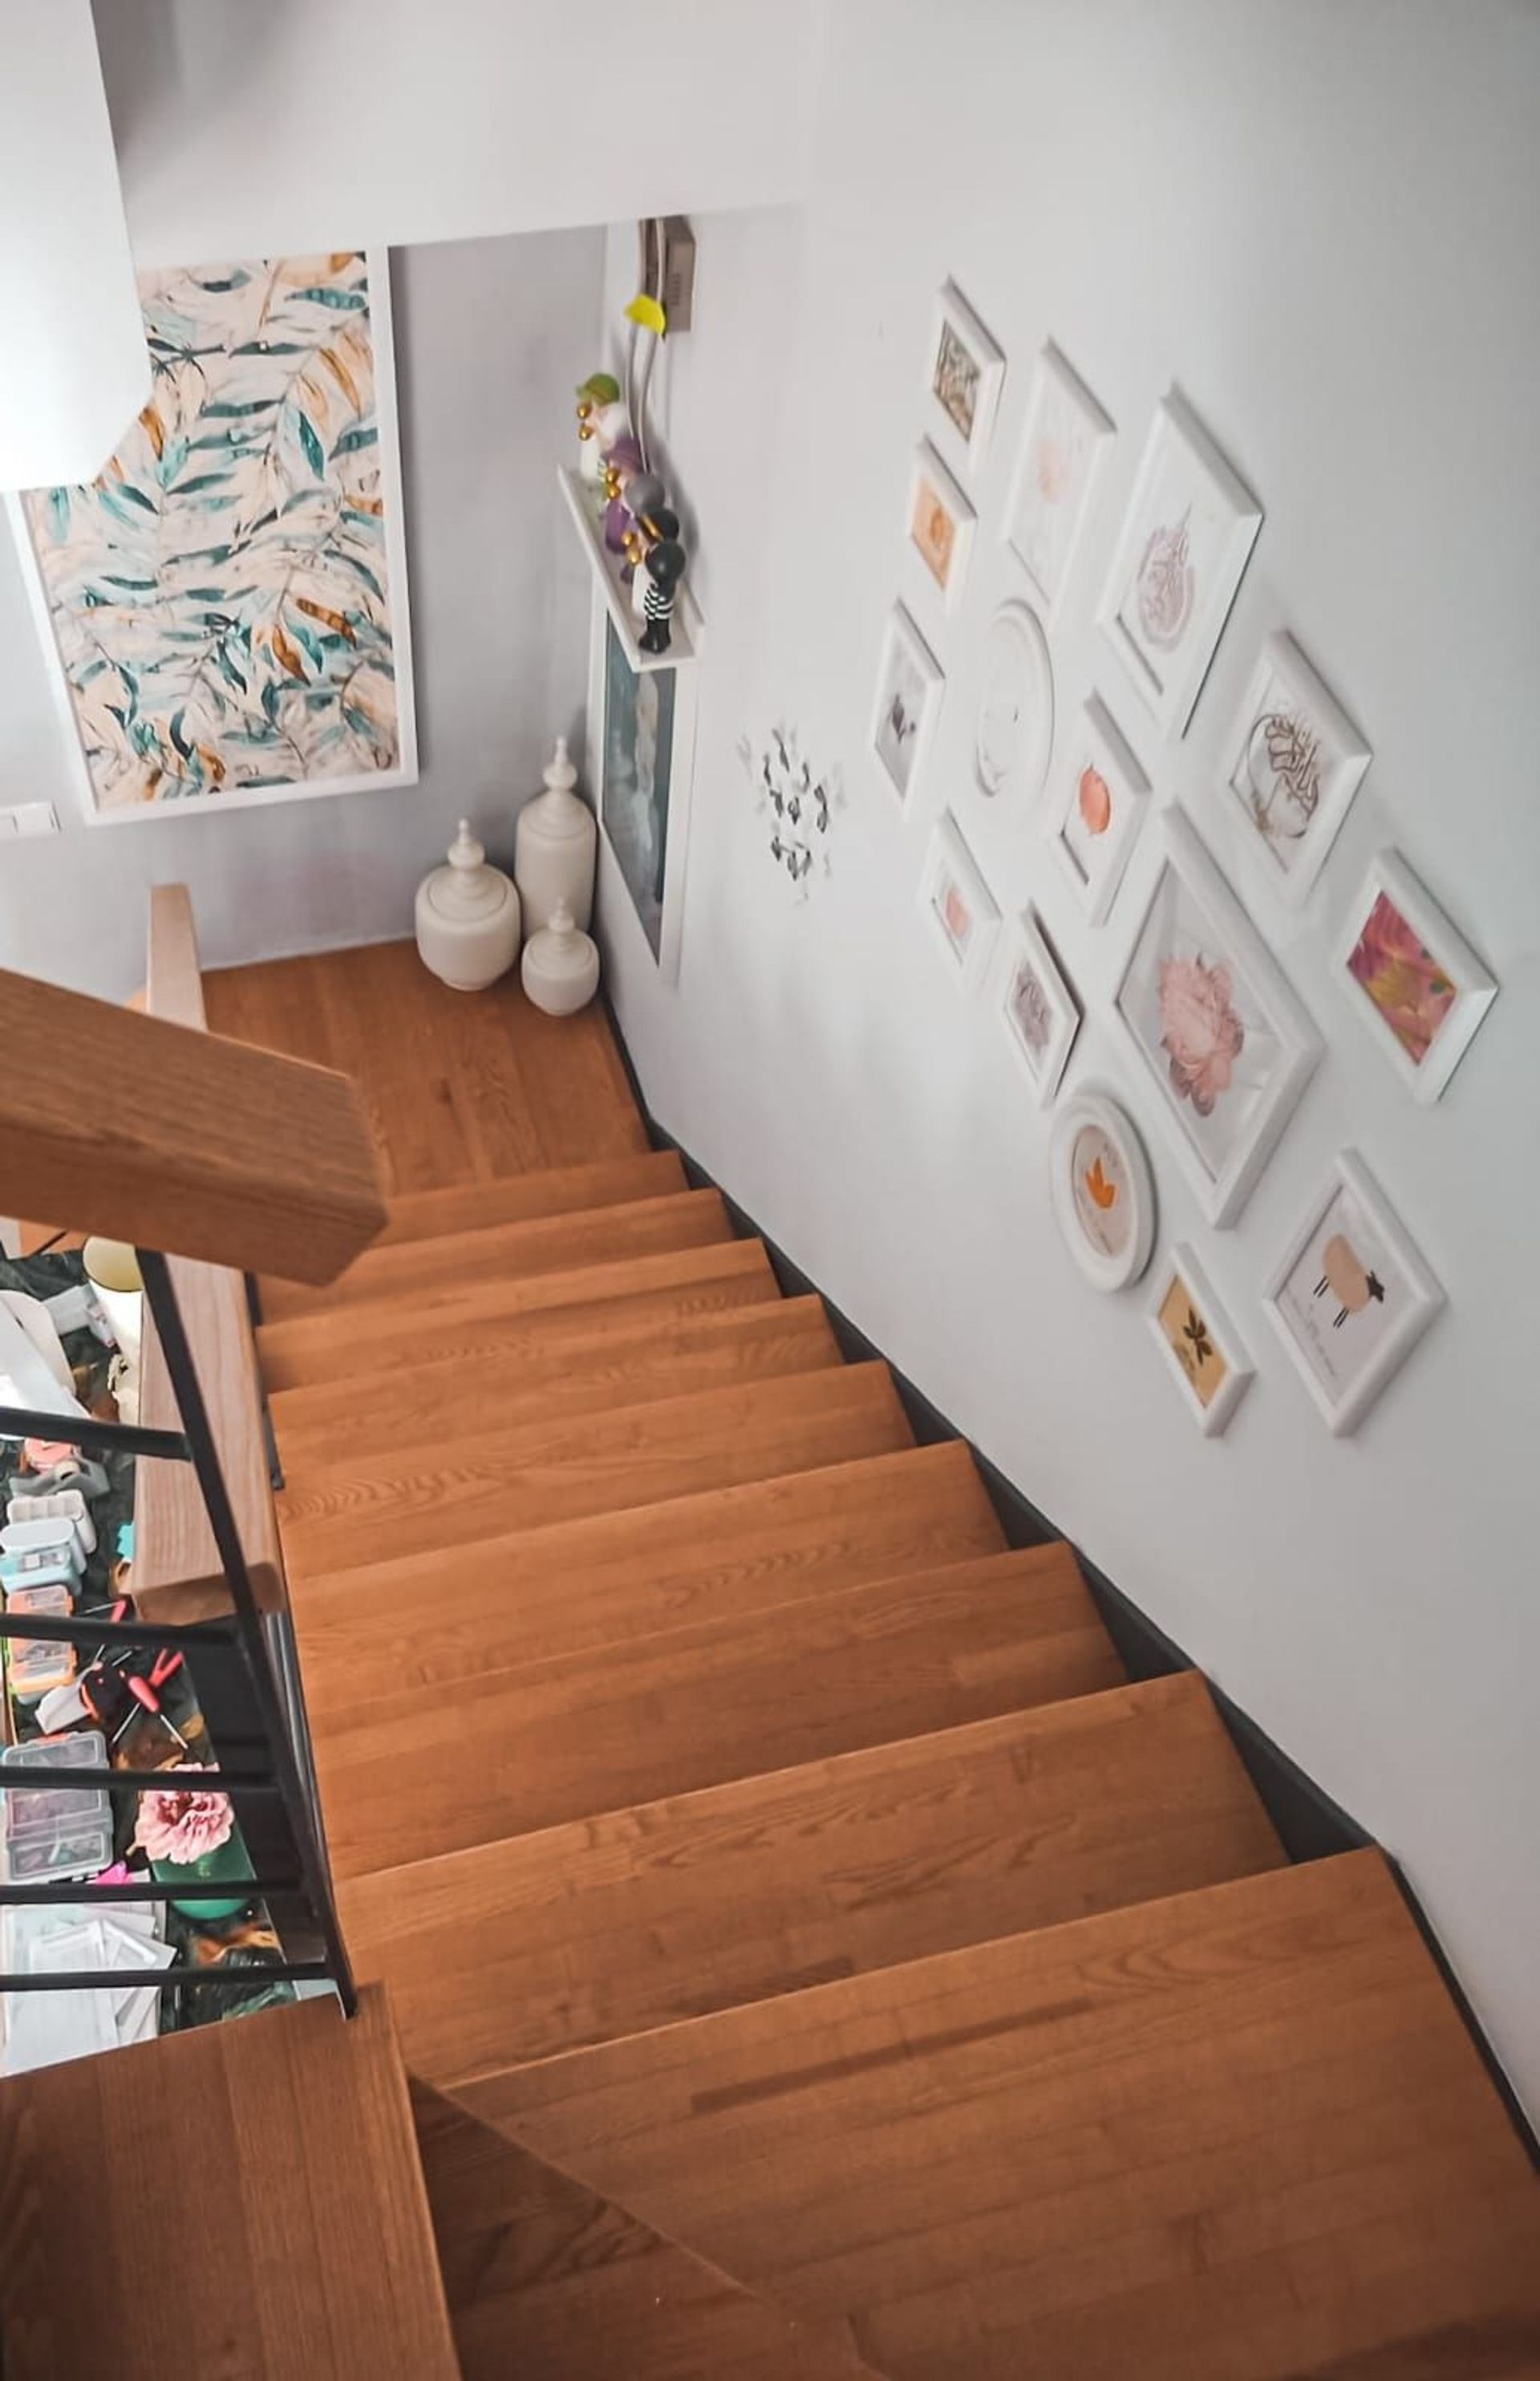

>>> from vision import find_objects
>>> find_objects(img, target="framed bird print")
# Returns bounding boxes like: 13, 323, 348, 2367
1147, 1242, 1254, 1436
1263, 1151, 1443, 1434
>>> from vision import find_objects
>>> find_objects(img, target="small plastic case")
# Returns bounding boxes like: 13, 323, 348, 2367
2, 1581, 77, 1702
6, 1491, 96, 1557
1, 1730, 113, 1884
2, 1516, 90, 1570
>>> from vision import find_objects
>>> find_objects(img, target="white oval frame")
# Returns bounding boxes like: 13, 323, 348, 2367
974, 599, 1054, 805
1049, 1086, 1157, 1292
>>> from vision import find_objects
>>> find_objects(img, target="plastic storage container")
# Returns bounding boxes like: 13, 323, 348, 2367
2, 1581, 77, 1702
1, 1730, 113, 1884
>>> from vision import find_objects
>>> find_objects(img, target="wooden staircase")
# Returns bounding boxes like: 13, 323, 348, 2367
227, 959, 1540, 2380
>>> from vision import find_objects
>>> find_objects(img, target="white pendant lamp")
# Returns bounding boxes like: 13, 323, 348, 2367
0, 0, 150, 493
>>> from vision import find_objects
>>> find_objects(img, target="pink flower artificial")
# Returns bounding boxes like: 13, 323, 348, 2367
1157, 954, 1245, 1116
136, 1768, 235, 1866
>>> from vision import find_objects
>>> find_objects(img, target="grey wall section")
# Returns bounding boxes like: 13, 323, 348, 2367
598, 5, 1540, 2122
0, 226, 602, 998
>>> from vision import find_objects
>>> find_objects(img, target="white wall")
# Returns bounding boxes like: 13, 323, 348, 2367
92, 0, 821, 266
599, 2, 1540, 2117
0, 225, 602, 996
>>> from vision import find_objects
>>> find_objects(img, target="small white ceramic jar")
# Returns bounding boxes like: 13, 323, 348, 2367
515, 736, 598, 935
415, 820, 521, 991
521, 898, 600, 1017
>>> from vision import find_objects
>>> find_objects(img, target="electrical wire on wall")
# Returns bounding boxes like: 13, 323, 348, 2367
625, 217, 669, 473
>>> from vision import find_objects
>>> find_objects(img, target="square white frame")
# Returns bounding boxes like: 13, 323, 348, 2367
1112, 809, 1322, 1225
586, 584, 700, 987
1098, 391, 1262, 739
1146, 1240, 1254, 1437
925, 282, 1006, 478
1046, 692, 1152, 925
908, 441, 977, 615
1335, 848, 1497, 1103
870, 602, 944, 814
6, 246, 417, 828
1263, 1150, 1444, 1435
999, 907, 1081, 1105
1222, 631, 1371, 904
1004, 343, 1115, 626
918, 810, 1000, 994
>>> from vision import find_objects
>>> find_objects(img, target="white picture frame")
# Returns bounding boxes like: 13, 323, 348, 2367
974, 600, 1054, 805
1335, 849, 1497, 1103
1049, 1086, 1156, 1292
1222, 631, 1371, 903
1146, 1241, 1254, 1437
7, 247, 416, 826
925, 282, 1006, 477
1099, 391, 1262, 739
1113, 809, 1322, 1226
908, 441, 976, 615
870, 602, 944, 813
586, 585, 699, 986
1046, 692, 1151, 924
919, 810, 1000, 994
1004, 343, 1115, 625
1264, 1150, 1444, 1435
999, 907, 1080, 1105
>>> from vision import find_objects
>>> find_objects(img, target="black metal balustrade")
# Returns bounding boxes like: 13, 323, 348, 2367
0, 1247, 356, 2016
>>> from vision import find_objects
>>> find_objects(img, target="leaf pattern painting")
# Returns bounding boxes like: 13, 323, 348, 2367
18, 251, 412, 817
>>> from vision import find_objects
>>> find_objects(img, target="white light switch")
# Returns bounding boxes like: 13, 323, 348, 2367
0, 802, 60, 838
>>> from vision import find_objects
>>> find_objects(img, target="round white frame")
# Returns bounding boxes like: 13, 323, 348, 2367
1049, 1088, 1157, 1292
974, 600, 1054, 804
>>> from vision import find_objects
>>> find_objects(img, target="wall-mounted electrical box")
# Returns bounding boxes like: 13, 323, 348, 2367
642, 217, 696, 335
0, 802, 59, 840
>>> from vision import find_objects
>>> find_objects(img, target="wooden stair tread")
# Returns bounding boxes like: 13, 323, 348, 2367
277, 1361, 914, 1580
311, 1542, 1118, 1879
269, 1296, 841, 1463
260, 1186, 732, 1321
290, 1442, 1007, 1712
0, 1986, 457, 2379
257, 1236, 778, 1390
342, 1670, 1295, 2083
376, 1148, 687, 1243
412, 2078, 876, 2379
469, 1853, 1540, 2381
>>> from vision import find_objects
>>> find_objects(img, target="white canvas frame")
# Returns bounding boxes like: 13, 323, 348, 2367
586, 584, 699, 987
1049, 1086, 1156, 1292
1146, 1240, 1254, 1438
1263, 1150, 1444, 1435
973, 600, 1054, 805
1335, 848, 1497, 1103
918, 809, 1000, 994
6, 247, 416, 827
1113, 809, 1322, 1226
1098, 392, 1262, 739
999, 907, 1080, 1105
925, 282, 1006, 477
908, 441, 976, 615
870, 602, 944, 814
1222, 631, 1371, 903
1046, 692, 1151, 924
1004, 343, 1115, 625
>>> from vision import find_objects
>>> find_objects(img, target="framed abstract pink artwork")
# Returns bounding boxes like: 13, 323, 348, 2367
1336, 850, 1496, 1101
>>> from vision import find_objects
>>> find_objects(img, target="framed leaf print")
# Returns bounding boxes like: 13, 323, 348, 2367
1147, 1242, 1254, 1436
7, 249, 415, 824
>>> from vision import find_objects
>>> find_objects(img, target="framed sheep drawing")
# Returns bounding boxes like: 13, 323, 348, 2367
1263, 1151, 1444, 1434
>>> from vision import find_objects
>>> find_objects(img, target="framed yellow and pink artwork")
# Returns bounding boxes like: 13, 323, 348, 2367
1335, 850, 1496, 1103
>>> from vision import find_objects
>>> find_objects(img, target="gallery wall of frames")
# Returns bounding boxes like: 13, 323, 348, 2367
872, 281, 1497, 1441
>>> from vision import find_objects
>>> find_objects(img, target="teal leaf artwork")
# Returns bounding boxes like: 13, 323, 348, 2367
20, 251, 406, 815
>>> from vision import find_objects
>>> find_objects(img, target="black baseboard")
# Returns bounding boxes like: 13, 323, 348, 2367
606, 1004, 1538, 2167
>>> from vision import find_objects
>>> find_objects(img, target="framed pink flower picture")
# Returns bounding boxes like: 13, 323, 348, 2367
1113, 811, 1322, 1224
1335, 850, 1496, 1102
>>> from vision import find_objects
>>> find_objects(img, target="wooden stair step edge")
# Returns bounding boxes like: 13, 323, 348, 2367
411, 2076, 878, 2380
277, 1361, 915, 1580
312, 1543, 1117, 1880
464, 1852, 1540, 2381
0, 1986, 458, 2380
256, 1235, 778, 1391
269, 1296, 841, 1465
260, 1185, 734, 1322
342, 1669, 1291, 2085
375, 1147, 688, 1244
289, 1440, 1007, 1705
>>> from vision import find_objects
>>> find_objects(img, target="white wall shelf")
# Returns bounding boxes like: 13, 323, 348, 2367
557, 464, 697, 675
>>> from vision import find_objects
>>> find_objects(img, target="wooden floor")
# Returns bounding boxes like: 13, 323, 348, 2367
166, 947, 1540, 2375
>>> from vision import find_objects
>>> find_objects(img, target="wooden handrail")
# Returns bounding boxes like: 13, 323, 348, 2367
134, 889, 289, 1622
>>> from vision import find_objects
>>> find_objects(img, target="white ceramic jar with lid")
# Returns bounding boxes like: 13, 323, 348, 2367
520, 898, 600, 1017
415, 819, 521, 991
515, 735, 597, 935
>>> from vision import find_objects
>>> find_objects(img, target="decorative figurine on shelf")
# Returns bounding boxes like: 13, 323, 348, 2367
611, 470, 667, 574
629, 505, 680, 617
639, 536, 687, 655
601, 437, 648, 551
575, 372, 626, 485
